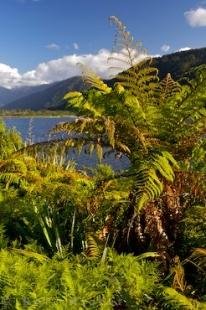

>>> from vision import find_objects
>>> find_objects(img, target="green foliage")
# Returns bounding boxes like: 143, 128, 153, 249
189, 139, 206, 173
0, 249, 159, 309
0, 121, 23, 159
157, 73, 181, 104
0, 16, 206, 308
155, 286, 204, 310
0, 147, 96, 256
132, 151, 178, 212
180, 205, 206, 255
0, 225, 8, 249
47, 18, 206, 263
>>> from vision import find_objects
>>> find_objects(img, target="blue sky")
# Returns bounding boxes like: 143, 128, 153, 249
0, 0, 206, 88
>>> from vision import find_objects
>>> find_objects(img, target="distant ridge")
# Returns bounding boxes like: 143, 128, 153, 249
154, 47, 206, 79
3, 76, 86, 111
1, 47, 206, 111
0, 84, 51, 107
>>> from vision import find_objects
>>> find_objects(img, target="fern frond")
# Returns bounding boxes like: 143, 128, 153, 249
52, 117, 127, 159
0, 158, 27, 174
157, 286, 199, 310
105, 117, 115, 148
188, 248, 206, 271
85, 235, 101, 258
116, 58, 159, 104
132, 151, 178, 212
157, 73, 181, 104
64, 91, 84, 106
11, 249, 48, 262
78, 64, 112, 93
170, 256, 187, 293
96, 143, 103, 161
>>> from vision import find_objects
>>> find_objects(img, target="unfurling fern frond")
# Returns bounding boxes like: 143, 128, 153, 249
135, 251, 160, 260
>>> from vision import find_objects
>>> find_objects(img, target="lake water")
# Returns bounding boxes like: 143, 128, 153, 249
4, 116, 76, 143
4, 117, 129, 170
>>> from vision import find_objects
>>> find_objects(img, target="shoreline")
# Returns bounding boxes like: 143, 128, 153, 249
1, 114, 76, 119
0, 110, 76, 119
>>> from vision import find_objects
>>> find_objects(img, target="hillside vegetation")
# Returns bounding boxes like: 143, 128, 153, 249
154, 47, 206, 79
0, 17, 205, 309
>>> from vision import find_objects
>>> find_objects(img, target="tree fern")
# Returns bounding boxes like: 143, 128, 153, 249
17, 16, 206, 262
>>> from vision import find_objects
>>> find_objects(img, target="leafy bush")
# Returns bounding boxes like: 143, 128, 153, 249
0, 121, 23, 159
179, 205, 206, 256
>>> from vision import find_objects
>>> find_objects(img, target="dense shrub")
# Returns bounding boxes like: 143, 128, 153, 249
179, 205, 206, 256
0, 121, 23, 159
0, 250, 159, 309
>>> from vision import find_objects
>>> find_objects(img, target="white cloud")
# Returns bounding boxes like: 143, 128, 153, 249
73, 42, 79, 50
185, 7, 206, 27
161, 44, 170, 53
46, 43, 60, 50
0, 48, 148, 89
0, 63, 22, 89
177, 47, 191, 52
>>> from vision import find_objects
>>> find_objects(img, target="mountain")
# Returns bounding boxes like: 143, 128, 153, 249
3, 76, 86, 111
0, 84, 52, 107
0, 87, 11, 106
1, 47, 206, 111
154, 47, 206, 79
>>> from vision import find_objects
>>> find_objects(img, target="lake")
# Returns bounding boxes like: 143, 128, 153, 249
4, 117, 129, 170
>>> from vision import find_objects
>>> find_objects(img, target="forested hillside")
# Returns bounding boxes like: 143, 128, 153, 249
0, 84, 52, 107
154, 47, 206, 79
3, 76, 86, 110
